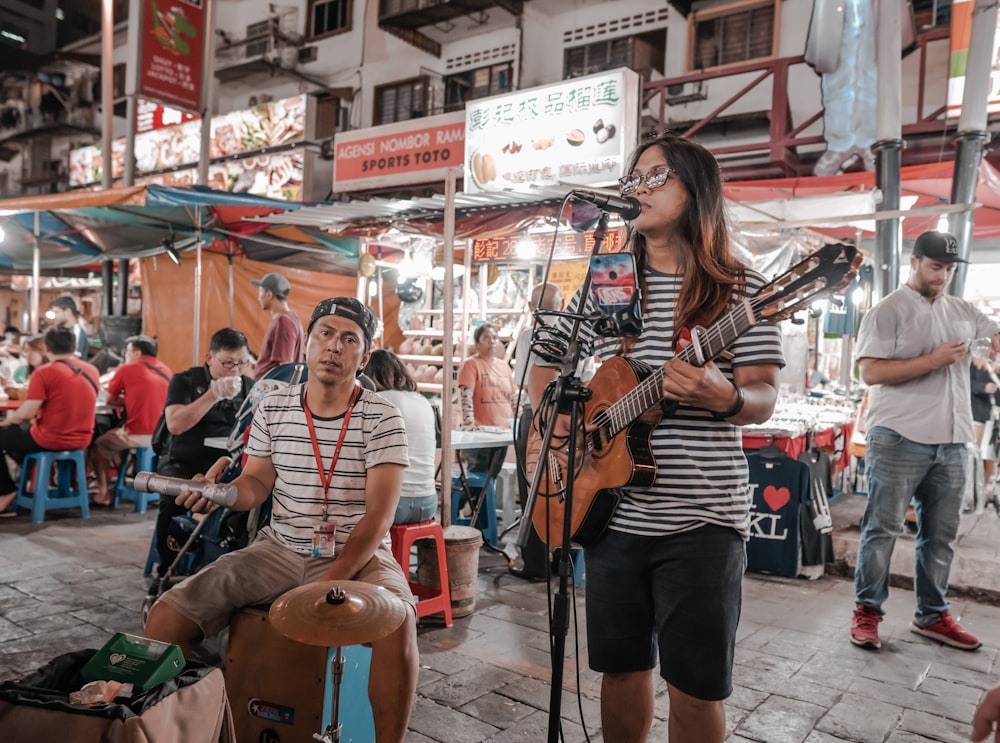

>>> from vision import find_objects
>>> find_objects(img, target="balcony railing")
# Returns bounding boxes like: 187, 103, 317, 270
643, 26, 954, 180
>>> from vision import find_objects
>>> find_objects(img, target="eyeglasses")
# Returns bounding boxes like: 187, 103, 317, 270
217, 359, 250, 370
619, 166, 675, 196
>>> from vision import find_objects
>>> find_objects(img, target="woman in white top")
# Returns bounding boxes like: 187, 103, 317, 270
365, 349, 439, 524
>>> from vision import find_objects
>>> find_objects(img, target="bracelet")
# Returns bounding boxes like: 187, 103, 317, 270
712, 385, 744, 421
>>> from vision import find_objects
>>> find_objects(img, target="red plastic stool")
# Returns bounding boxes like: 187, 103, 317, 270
389, 520, 453, 628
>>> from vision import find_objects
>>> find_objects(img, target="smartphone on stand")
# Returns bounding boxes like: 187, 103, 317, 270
590, 253, 642, 337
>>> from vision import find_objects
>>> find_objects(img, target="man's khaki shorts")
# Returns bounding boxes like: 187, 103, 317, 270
158, 536, 415, 637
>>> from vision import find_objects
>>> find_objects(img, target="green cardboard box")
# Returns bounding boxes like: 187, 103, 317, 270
81, 632, 185, 691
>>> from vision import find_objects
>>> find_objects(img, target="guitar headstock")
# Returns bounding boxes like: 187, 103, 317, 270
755, 243, 863, 324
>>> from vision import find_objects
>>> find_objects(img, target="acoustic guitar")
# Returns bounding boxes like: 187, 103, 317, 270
526, 242, 862, 548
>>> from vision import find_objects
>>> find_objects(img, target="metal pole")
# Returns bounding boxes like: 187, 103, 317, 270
123, 0, 140, 186
117, 259, 129, 315
198, 0, 215, 186
194, 215, 203, 365
30, 212, 40, 334
101, 261, 115, 319
948, 0, 998, 296
440, 167, 459, 527
871, 0, 904, 302
101, 0, 114, 189
228, 251, 235, 328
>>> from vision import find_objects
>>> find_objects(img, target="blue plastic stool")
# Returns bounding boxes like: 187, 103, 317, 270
451, 471, 498, 547
15, 449, 90, 524
114, 446, 158, 512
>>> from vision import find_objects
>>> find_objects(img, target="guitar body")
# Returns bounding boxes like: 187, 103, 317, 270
528, 356, 661, 547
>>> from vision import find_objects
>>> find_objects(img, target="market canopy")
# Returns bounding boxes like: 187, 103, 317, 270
0, 185, 361, 273
723, 160, 1000, 245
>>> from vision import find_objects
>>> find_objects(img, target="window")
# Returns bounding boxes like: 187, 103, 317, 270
374, 78, 428, 125
564, 38, 631, 79
691, 0, 776, 70
309, 0, 351, 39
563, 32, 664, 81
444, 63, 513, 111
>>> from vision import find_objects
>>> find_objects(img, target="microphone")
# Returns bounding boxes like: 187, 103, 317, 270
133, 472, 239, 507
569, 190, 641, 220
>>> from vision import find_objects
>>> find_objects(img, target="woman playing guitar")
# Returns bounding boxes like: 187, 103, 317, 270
527, 134, 785, 743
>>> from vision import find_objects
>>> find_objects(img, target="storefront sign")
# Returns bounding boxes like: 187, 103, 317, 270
134, 151, 305, 200
138, 0, 206, 112
333, 112, 466, 192
136, 99, 199, 133
464, 69, 640, 193
947, 0, 1000, 120
472, 227, 626, 262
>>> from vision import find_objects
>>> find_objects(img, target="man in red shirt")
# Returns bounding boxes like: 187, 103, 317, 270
0, 326, 99, 517
91, 335, 172, 506
251, 272, 304, 380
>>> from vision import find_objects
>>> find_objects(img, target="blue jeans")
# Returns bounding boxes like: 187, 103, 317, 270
855, 426, 967, 625
393, 495, 438, 525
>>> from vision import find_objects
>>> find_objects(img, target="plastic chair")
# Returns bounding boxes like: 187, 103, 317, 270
450, 471, 498, 547
389, 520, 453, 627
14, 449, 90, 524
114, 446, 158, 512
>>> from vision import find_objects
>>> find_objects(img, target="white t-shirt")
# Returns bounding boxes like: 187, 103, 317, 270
376, 389, 437, 500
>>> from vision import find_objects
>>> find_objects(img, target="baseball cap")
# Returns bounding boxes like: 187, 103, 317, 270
912, 231, 968, 263
307, 297, 377, 346
250, 272, 291, 298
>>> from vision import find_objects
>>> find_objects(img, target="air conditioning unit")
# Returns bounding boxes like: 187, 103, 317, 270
298, 46, 318, 64
665, 81, 707, 106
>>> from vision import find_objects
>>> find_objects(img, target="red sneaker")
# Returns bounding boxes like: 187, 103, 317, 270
910, 611, 981, 651
850, 604, 882, 649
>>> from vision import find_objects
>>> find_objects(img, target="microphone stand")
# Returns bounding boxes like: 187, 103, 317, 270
519, 211, 611, 743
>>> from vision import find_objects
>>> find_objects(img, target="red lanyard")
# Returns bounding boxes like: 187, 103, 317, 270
304, 385, 360, 517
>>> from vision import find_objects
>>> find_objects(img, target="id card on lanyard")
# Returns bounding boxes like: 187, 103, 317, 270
304, 385, 360, 558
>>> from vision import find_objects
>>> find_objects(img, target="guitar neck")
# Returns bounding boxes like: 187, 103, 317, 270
604, 298, 757, 438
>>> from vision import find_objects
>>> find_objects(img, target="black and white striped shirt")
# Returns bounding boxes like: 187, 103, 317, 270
246, 384, 409, 554
561, 266, 785, 540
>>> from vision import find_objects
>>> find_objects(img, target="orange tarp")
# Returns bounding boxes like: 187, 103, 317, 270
141, 251, 399, 375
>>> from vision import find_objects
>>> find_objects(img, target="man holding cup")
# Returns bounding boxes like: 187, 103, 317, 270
849, 231, 1000, 652
151, 328, 252, 591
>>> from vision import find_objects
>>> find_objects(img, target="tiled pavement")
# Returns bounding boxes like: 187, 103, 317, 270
2, 500, 1000, 742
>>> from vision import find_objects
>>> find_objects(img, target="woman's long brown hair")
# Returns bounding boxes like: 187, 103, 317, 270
619, 134, 746, 353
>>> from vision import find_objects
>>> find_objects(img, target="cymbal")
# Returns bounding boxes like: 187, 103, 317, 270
269, 580, 407, 647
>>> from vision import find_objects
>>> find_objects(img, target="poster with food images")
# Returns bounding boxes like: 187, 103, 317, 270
463, 68, 640, 194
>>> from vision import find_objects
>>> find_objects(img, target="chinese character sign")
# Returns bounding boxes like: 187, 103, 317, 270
138, 0, 205, 112
464, 68, 640, 193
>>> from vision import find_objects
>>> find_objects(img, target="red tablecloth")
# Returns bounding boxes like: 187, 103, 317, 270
742, 432, 807, 460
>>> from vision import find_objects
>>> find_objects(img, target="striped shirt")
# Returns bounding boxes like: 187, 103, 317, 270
559, 266, 784, 540
245, 384, 409, 555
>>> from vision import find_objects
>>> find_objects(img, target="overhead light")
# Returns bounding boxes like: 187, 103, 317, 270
515, 237, 537, 260
0, 224, 4, 243
936, 214, 950, 233
162, 238, 181, 265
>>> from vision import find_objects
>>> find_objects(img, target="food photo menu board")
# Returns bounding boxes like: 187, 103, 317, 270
463, 68, 640, 194
69, 96, 306, 196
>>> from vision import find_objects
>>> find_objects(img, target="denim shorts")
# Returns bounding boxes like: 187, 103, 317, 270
585, 524, 746, 701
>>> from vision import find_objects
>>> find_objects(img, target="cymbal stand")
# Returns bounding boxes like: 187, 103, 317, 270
313, 588, 347, 743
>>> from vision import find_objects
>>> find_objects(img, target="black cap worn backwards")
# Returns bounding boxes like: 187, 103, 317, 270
307, 297, 377, 345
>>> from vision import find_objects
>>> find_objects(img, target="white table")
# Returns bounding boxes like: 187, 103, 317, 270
450, 429, 514, 450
